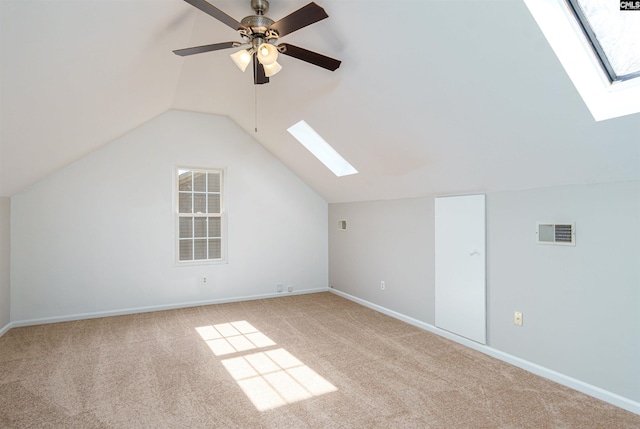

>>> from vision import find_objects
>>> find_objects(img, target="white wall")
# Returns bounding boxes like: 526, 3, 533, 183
329, 181, 640, 405
0, 197, 9, 329
488, 181, 640, 403
11, 110, 328, 322
329, 198, 435, 324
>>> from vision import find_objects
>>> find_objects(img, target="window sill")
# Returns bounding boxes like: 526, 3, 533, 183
175, 259, 229, 267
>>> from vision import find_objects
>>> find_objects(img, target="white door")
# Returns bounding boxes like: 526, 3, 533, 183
435, 194, 486, 344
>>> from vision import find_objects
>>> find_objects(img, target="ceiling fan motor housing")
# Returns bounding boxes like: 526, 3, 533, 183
240, 15, 275, 35
242, 0, 279, 40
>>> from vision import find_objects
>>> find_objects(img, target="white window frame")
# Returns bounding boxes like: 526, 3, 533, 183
175, 166, 227, 265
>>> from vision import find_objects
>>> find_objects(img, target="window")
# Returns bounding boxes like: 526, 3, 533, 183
177, 168, 224, 263
567, 0, 640, 83
523, 0, 640, 120
286, 120, 358, 177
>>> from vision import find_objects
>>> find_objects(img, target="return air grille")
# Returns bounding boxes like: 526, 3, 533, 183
536, 223, 575, 246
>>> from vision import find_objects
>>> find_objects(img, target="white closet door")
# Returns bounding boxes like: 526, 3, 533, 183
435, 194, 486, 344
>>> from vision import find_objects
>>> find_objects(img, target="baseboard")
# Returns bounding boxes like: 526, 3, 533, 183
329, 288, 640, 416
11, 287, 329, 328
0, 321, 13, 338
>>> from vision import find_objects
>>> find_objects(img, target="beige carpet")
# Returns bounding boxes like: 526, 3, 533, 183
1, 292, 638, 428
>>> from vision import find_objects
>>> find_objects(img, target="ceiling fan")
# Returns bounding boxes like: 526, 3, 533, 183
174, 0, 341, 85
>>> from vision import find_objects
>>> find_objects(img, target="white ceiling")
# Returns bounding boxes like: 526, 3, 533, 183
1, 0, 639, 202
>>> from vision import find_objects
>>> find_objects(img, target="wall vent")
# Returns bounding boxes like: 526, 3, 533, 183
338, 220, 347, 231
536, 223, 575, 246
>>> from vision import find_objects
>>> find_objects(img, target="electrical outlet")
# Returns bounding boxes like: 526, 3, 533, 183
380, 281, 385, 291
514, 311, 523, 326
277, 284, 283, 293
200, 276, 208, 285
287, 285, 293, 293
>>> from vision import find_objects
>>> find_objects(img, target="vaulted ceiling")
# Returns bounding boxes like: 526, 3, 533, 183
1, 0, 639, 202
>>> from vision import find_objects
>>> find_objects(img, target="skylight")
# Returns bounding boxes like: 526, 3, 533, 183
567, 0, 640, 82
524, 0, 640, 121
287, 120, 358, 177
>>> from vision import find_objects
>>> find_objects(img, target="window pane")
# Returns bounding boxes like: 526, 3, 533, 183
194, 239, 207, 260
573, 0, 640, 79
194, 218, 207, 238
209, 217, 221, 238
208, 194, 221, 214
208, 172, 221, 193
208, 238, 222, 259
178, 171, 192, 191
179, 240, 193, 261
194, 194, 206, 213
179, 193, 192, 213
179, 217, 193, 238
194, 172, 206, 192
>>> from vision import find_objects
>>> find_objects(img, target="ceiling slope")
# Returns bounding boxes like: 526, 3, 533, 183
2, 0, 639, 202
0, 0, 192, 196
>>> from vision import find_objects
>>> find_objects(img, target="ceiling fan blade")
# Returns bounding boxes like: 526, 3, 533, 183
253, 55, 269, 85
278, 43, 341, 71
182, 0, 246, 31
173, 41, 240, 57
268, 2, 328, 38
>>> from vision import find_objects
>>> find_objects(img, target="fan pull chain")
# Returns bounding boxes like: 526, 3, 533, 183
254, 84, 258, 133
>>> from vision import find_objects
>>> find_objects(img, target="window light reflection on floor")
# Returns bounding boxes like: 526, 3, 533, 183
196, 321, 337, 411
196, 321, 276, 356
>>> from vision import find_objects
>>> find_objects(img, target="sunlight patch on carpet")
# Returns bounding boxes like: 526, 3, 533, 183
196, 321, 337, 411
196, 321, 276, 356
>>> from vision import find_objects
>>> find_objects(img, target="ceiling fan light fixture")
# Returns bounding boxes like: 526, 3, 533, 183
257, 43, 278, 65
263, 61, 282, 77
230, 49, 252, 72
